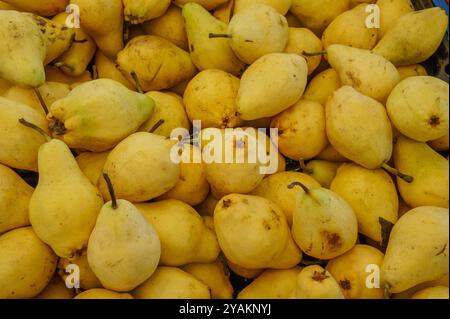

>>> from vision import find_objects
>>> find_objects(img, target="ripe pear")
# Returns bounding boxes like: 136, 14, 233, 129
238, 267, 302, 299
271, 99, 327, 160
327, 245, 385, 299
142, 4, 188, 50
70, 0, 124, 59
52, 13, 97, 77
303, 68, 341, 106
330, 163, 399, 243
94, 51, 134, 90
29, 139, 103, 258
290, 0, 351, 35
1, 0, 68, 16
221, 4, 288, 64
387, 76, 449, 142
327, 45, 400, 102
35, 275, 75, 299
117, 35, 197, 91
181, 260, 234, 299
376, 0, 414, 38
137, 200, 219, 266
293, 265, 344, 299
58, 249, 102, 290
234, 0, 292, 15
251, 171, 320, 225
382, 206, 449, 293
184, 69, 242, 129
397, 64, 428, 80
98, 132, 180, 202
304, 160, 341, 188
373, 8, 449, 66
0, 164, 33, 234
214, 194, 302, 269
0, 97, 49, 171
45, 65, 92, 85
87, 177, 161, 292
237, 53, 308, 120
133, 266, 211, 299
326, 86, 393, 170
174, 0, 228, 10
123, 0, 170, 24
76, 151, 110, 186
316, 144, 349, 162
48, 79, 154, 152
292, 184, 358, 260
75, 289, 133, 299
225, 258, 264, 279
139, 91, 190, 137
183, 3, 245, 76
0, 10, 46, 87
429, 133, 449, 152
0, 227, 56, 299
322, 4, 378, 50
411, 286, 449, 299
393, 136, 449, 208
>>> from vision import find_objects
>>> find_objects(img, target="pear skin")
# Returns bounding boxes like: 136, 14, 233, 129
174, 0, 228, 11
376, 0, 414, 38
293, 265, 344, 299
123, 0, 170, 24
234, 0, 292, 15
75, 289, 133, 299
94, 51, 135, 90
1, 0, 68, 16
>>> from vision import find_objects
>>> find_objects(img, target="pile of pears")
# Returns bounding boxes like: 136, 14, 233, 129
0, 0, 449, 300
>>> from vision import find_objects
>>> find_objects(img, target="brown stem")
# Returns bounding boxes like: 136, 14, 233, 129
33, 88, 48, 115
130, 71, 143, 94
209, 33, 232, 39
18, 118, 51, 142
302, 50, 327, 57
287, 181, 310, 194
149, 119, 165, 133
381, 163, 414, 183
102, 173, 117, 209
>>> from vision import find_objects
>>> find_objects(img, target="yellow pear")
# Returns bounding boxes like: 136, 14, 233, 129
234, 0, 291, 15
45, 65, 92, 85
75, 151, 109, 186
387, 76, 449, 142
0, 163, 33, 234
411, 286, 449, 299
214, 194, 302, 269
94, 51, 134, 90
322, 4, 378, 50
293, 265, 344, 299
251, 171, 321, 225
133, 266, 211, 299
184, 69, 242, 128
35, 275, 75, 299
238, 267, 302, 299
271, 99, 327, 160
0, 227, 57, 299
142, 4, 188, 50
48, 79, 154, 152
52, 13, 97, 77
117, 35, 197, 92
123, 0, 170, 24
70, 0, 123, 59
174, 0, 228, 10
429, 133, 449, 152
87, 176, 161, 292
303, 68, 341, 106
28, 138, 103, 258
326, 86, 393, 170
327, 245, 385, 299
1, 0, 68, 16
392, 273, 449, 299
136, 199, 220, 266
292, 183, 358, 259
140, 91, 190, 137
330, 163, 399, 243
382, 206, 449, 293
58, 249, 102, 290
397, 64, 428, 80
327, 45, 400, 102
237, 53, 308, 120
75, 289, 133, 299
98, 132, 180, 202
181, 260, 234, 299
290, 0, 351, 35
225, 258, 264, 279
284, 27, 323, 75
304, 160, 342, 188
376, 0, 414, 38
373, 8, 449, 66
0, 10, 46, 87
393, 136, 449, 208
183, 3, 245, 76
0, 97, 49, 171
316, 144, 349, 162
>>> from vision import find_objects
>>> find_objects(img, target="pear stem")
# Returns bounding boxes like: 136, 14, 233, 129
102, 173, 118, 209
18, 118, 51, 142
208, 33, 232, 39
381, 163, 414, 183
130, 71, 143, 94
302, 50, 327, 57
33, 88, 49, 115
287, 181, 310, 194
299, 159, 313, 175
149, 119, 165, 133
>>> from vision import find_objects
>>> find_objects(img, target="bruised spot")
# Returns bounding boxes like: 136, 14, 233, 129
222, 199, 232, 208
345, 71, 361, 87
321, 231, 342, 252
340, 279, 352, 290
262, 220, 271, 231
429, 115, 441, 127
312, 270, 329, 282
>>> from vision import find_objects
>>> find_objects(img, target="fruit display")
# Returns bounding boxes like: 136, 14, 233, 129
0, 0, 448, 301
